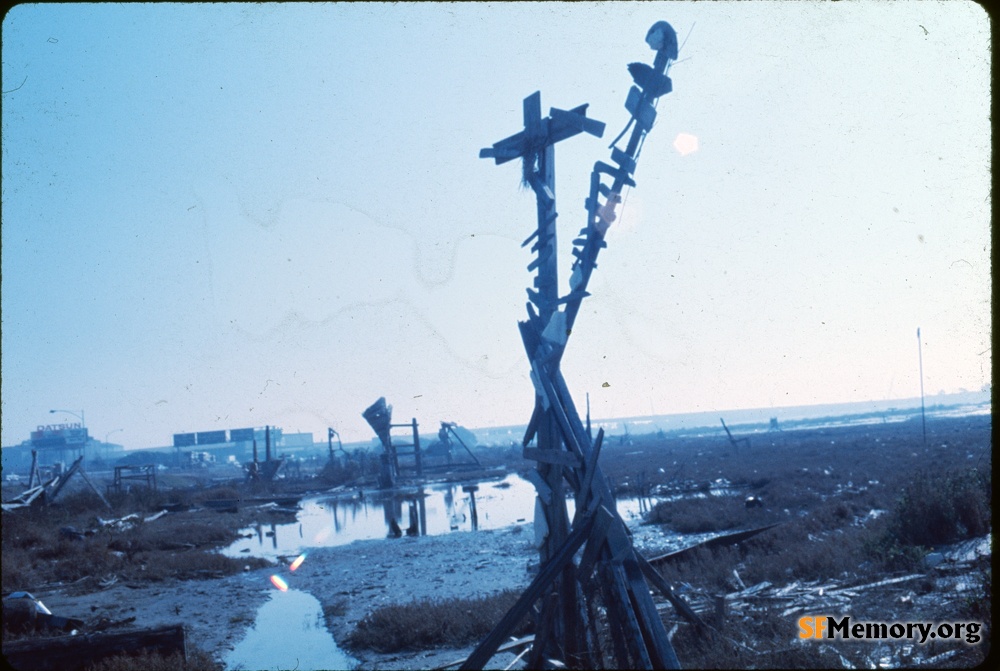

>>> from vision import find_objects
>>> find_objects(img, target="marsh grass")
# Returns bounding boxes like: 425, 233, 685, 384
1, 486, 274, 592
85, 647, 221, 671
346, 589, 529, 652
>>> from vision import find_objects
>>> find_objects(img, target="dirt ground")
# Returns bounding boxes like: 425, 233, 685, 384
7, 412, 991, 669
34, 524, 543, 670
29, 514, 685, 670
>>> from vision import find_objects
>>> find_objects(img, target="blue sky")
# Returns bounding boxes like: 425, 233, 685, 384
2, 2, 990, 449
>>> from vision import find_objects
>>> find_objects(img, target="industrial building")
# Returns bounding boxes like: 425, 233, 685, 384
1, 422, 125, 476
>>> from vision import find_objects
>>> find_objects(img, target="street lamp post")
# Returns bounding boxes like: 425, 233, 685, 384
48, 408, 87, 466
49, 408, 85, 427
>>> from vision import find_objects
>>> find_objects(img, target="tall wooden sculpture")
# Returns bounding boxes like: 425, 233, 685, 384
462, 22, 691, 669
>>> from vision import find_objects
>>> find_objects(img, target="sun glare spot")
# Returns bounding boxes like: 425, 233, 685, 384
673, 132, 699, 156
270, 575, 289, 591
290, 554, 306, 571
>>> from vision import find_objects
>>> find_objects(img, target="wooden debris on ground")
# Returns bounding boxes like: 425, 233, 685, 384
1, 623, 186, 671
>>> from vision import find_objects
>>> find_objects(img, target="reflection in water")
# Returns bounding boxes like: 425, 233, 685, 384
225, 589, 357, 671
222, 473, 656, 560
463, 485, 479, 531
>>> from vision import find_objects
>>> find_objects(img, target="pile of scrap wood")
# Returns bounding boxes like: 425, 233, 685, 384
657, 533, 989, 626
2, 623, 186, 671
2, 592, 187, 671
2, 456, 110, 512
664, 573, 928, 622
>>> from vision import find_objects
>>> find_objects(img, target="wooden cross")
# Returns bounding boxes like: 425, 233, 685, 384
481, 92, 604, 321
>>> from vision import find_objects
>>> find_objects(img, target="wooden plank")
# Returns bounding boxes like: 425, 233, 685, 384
606, 558, 653, 669
636, 552, 707, 629
646, 523, 783, 566
594, 161, 637, 188
523, 91, 542, 138
559, 560, 583, 668
522, 403, 542, 447
577, 504, 614, 582
76, 468, 113, 511
459, 513, 594, 670
575, 428, 604, 514
523, 447, 581, 468
577, 578, 604, 671
27, 450, 38, 489
610, 146, 637, 175
623, 556, 682, 669
46, 456, 84, 503
528, 358, 587, 463
597, 561, 631, 666
2, 624, 186, 671
526, 592, 559, 669
432, 636, 534, 670
549, 106, 606, 138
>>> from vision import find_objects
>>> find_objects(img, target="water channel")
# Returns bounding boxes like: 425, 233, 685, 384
221, 472, 730, 670
224, 588, 359, 671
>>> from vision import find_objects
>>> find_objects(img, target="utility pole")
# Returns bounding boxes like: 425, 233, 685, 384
917, 327, 926, 445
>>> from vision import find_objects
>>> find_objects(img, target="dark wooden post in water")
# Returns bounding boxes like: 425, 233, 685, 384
464, 21, 687, 670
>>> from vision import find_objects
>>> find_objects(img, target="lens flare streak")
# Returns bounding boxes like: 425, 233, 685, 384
290, 554, 306, 571
270, 575, 289, 591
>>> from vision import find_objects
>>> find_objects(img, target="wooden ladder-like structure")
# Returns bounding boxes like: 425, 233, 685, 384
463, 21, 696, 670
362, 397, 424, 487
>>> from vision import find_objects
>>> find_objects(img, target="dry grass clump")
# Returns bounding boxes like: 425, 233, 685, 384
1, 492, 274, 592
347, 590, 528, 652
865, 462, 991, 572
646, 494, 776, 533
85, 647, 221, 671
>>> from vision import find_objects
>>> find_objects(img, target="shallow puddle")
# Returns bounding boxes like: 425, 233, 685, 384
224, 588, 357, 671
223, 473, 655, 560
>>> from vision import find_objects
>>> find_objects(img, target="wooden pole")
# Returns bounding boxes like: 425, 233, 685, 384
917, 327, 927, 445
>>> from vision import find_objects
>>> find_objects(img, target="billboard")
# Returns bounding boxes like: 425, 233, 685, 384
31, 425, 89, 449
173, 433, 196, 447
196, 430, 227, 445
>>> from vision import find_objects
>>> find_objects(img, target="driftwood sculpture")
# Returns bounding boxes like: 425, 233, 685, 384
362, 397, 423, 487
464, 21, 689, 670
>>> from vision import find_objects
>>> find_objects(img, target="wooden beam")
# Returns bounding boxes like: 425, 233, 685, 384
597, 561, 631, 666
1, 624, 186, 671
523, 447, 581, 468
575, 428, 604, 514
606, 558, 653, 669
459, 513, 594, 670
646, 523, 783, 566
577, 504, 614, 583
46, 456, 84, 503
636, 551, 707, 629
433, 636, 534, 670
76, 467, 113, 511
623, 555, 682, 669
526, 592, 560, 669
